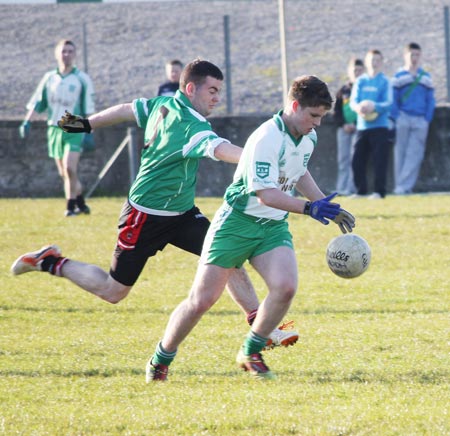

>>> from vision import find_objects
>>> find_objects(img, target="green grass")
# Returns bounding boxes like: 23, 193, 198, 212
1, 196, 449, 435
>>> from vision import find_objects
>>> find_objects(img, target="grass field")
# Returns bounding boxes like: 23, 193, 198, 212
1, 196, 449, 435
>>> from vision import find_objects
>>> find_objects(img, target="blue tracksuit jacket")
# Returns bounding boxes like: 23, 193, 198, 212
350, 72, 393, 130
390, 67, 435, 122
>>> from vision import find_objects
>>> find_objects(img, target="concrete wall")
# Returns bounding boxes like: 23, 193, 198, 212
1, 107, 449, 198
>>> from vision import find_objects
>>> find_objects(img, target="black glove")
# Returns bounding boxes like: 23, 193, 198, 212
57, 110, 92, 133
333, 208, 356, 233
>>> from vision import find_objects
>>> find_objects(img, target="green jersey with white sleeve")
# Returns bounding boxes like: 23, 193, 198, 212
27, 67, 95, 126
129, 90, 230, 214
224, 111, 317, 220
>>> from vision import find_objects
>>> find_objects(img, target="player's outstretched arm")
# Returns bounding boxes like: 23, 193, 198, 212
213, 142, 243, 164
58, 103, 135, 133
88, 103, 135, 129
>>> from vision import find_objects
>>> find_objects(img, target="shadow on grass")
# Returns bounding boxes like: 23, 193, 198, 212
1, 367, 447, 385
1, 305, 448, 316
358, 213, 449, 220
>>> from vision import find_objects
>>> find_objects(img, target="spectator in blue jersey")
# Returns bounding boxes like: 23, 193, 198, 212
350, 49, 393, 199
19, 39, 95, 216
157, 59, 183, 97
334, 57, 365, 196
390, 42, 435, 195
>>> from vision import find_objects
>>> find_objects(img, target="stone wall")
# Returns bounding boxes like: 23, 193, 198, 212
1, 107, 449, 198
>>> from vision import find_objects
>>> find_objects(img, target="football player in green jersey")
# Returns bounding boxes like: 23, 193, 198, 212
11, 59, 299, 368
147, 75, 356, 381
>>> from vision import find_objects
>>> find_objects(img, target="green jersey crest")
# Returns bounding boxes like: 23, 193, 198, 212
255, 161, 270, 178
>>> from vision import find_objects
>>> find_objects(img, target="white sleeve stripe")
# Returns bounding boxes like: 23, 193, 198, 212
182, 130, 217, 156
132, 98, 149, 127
187, 106, 207, 121
206, 137, 230, 160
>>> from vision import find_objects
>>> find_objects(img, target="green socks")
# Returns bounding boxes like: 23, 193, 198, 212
152, 341, 177, 366
242, 330, 268, 355
152, 331, 267, 367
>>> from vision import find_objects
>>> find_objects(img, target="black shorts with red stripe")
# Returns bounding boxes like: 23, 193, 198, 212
110, 201, 210, 286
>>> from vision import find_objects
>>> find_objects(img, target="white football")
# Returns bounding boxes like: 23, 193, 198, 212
326, 234, 371, 279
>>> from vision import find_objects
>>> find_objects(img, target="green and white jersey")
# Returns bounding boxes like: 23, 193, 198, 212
225, 111, 317, 220
27, 67, 95, 126
129, 90, 230, 214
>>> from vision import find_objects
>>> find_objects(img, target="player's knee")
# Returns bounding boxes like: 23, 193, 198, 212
274, 280, 297, 303
106, 294, 125, 304
64, 166, 77, 179
191, 300, 212, 315
103, 286, 131, 304
285, 285, 297, 302
188, 293, 217, 315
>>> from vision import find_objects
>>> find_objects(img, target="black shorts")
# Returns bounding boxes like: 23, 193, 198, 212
110, 201, 210, 286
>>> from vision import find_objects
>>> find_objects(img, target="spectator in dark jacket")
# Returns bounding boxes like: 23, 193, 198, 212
157, 59, 183, 96
334, 58, 364, 195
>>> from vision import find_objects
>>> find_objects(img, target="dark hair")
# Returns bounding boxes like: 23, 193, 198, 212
168, 59, 183, 68
347, 57, 364, 72
406, 42, 421, 51
56, 39, 76, 50
288, 75, 333, 109
367, 49, 383, 57
179, 59, 223, 91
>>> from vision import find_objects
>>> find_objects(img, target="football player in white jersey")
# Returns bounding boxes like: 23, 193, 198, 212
148, 75, 356, 381
19, 39, 95, 216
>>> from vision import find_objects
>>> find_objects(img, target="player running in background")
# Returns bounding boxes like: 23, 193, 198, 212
19, 39, 95, 216
11, 59, 298, 352
147, 75, 356, 382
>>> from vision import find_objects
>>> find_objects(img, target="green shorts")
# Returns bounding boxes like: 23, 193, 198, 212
47, 126, 83, 159
201, 203, 294, 268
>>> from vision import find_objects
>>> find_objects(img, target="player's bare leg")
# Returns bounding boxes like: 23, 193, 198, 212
160, 263, 231, 353
236, 246, 298, 379
60, 259, 131, 303
226, 267, 259, 315
249, 246, 298, 338
226, 266, 299, 348
56, 151, 89, 215
147, 264, 230, 381
63, 150, 81, 200
11, 245, 131, 304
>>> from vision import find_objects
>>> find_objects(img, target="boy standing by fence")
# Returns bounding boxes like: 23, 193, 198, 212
390, 42, 435, 195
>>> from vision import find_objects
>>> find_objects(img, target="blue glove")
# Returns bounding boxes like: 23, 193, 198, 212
304, 192, 341, 225
19, 121, 30, 139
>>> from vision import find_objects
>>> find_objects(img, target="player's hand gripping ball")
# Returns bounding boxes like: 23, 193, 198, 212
326, 234, 371, 279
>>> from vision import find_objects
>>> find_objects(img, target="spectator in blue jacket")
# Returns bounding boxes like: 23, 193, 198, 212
350, 49, 393, 199
390, 42, 435, 195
